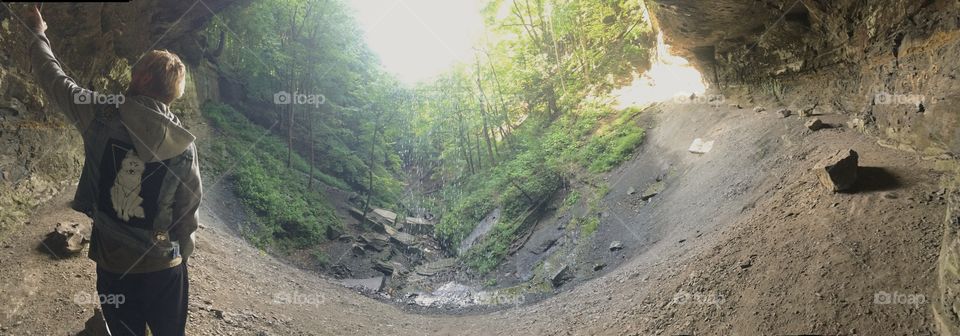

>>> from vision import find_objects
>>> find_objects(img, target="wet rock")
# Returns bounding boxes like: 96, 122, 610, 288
805, 118, 825, 131
817, 149, 859, 192
41, 221, 91, 258
776, 109, 791, 118
551, 265, 573, 288
609, 241, 624, 251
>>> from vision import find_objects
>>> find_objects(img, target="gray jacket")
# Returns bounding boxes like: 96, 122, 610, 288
30, 32, 201, 274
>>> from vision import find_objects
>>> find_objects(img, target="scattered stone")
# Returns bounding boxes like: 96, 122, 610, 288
805, 118, 825, 131
41, 221, 91, 258
550, 265, 573, 288
609, 241, 624, 251
776, 109, 791, 118
593, 263, 607, 271
641, 190, 659, 201
688, 138, 715, 154
753, 106, 765, 113
816, 149, 859, 192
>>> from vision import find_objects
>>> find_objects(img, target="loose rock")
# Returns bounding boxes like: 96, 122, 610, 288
753, 106, 765, 113
609, 241, 624, 251
776, 109, 791, 118
817, 149, 859, 192
41, 221, 91, 258
805, 118, 825, 131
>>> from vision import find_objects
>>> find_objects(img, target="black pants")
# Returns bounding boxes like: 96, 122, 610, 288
96, 263, 189, 336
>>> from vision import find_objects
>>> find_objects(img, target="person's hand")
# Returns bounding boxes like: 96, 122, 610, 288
23, 5, 47, 34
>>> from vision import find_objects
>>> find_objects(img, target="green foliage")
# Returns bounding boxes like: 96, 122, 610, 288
205, 0, 406, 207
579, 215, 600, 239
311, 250, 331, 268
202, 102, 342, 249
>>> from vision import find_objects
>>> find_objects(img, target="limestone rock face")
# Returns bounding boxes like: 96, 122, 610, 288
0, 2, 239, 231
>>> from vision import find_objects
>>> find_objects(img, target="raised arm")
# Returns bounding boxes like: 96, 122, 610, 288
24, 6, 99, 132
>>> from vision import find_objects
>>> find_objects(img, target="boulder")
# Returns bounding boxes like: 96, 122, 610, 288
805, 118, 825, 131
41, 221, 91, 258
817, 149, 859, 192
550, 265, 574, 288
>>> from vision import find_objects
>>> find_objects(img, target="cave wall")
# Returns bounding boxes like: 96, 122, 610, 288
647, 0, 960, 333
0, 2, 235, 232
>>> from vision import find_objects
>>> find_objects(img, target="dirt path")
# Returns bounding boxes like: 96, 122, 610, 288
0, 102, 947, 335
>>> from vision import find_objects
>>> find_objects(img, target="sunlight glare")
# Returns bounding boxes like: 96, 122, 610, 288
611, 32, 707, 109
347, 0, 484, 85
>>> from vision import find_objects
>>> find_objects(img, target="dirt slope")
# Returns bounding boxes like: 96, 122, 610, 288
0, 101, 946, 335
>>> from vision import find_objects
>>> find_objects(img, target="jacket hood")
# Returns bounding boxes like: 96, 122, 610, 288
119, 95, 196, 162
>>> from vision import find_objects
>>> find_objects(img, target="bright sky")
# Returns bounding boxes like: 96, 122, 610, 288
346, 0, 485, 85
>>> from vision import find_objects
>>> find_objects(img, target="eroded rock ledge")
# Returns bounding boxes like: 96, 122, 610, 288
647, 1, 960, 333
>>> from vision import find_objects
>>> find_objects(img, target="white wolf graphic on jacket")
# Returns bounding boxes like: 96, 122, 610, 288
111, 150, 146, 221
